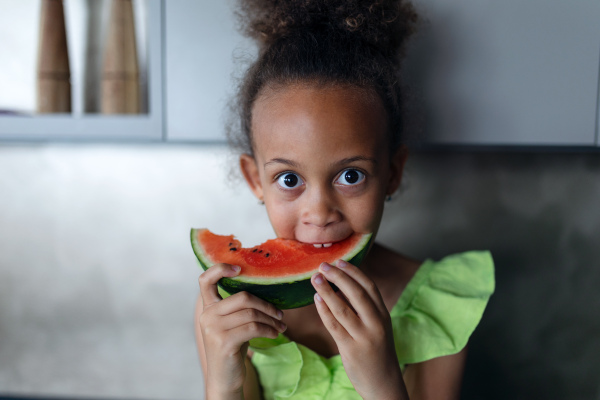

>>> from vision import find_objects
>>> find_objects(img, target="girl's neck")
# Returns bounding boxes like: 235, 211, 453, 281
358, 243, 422, 310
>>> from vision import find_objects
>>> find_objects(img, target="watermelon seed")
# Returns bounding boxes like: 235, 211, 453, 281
265, 253, 270, 257
258, 250, 263, 253
252, 248, 257, 252
230, 248, 237, 251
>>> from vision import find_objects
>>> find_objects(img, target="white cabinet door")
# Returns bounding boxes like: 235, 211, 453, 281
165, 0, 600, 146
404, 0, 600, 146
0, 0, 163, 141
165, 0, 254, 142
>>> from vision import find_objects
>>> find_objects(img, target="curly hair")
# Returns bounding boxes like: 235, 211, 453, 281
227, 0, 419, 156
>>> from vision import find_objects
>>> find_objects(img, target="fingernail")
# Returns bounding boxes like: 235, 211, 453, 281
320, 263, 331, 272
276, 310, 283, 320
232, 265, 241, 273
314, 274, 323, 285
336, 260, 348, 268
315, 293, 323, 302
279, 321, 287, 331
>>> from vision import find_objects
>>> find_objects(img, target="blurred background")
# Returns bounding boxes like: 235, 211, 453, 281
0, 0, 599, 399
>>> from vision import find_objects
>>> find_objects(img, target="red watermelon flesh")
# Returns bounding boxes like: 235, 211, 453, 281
196, 229, 366, 277
191, 228, 373, 308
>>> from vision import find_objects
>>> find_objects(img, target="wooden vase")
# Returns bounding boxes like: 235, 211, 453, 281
102, 0, 140, 114
37, 0, 71, 113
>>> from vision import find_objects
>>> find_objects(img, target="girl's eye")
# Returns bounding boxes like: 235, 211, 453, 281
336, 169, 365, 186
276, 173, 303, 189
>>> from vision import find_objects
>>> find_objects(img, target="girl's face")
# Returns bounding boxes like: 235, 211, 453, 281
240, 84, 407, 245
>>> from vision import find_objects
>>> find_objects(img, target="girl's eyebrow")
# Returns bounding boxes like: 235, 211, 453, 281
264, 158, 299, 168
334, 156, 378, 166
264, 156, 377, 169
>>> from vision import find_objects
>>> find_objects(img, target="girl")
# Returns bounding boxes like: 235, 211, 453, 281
195, 1, 494, 399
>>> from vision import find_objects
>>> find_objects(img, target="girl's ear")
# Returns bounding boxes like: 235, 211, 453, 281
240, 153, 264, 201
386, 145, 409, 196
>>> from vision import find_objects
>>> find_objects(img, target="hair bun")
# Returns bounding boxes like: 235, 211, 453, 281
237, 0, 418, 58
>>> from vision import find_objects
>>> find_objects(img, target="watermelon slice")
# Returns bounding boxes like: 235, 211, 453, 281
191, 229, 373, 309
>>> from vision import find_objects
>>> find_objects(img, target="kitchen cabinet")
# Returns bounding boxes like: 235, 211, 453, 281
2, 0, 599, 146
164, 0, 253, 142
404, 0, 600, 146
0, 0, 163, 141
165, 0, 600, 146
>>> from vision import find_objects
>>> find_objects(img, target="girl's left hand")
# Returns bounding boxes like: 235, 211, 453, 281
311, 260, 409, 400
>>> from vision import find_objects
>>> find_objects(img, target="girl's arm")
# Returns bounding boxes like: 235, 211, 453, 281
194, 295, 262, 400
195, 294, 263, 400
402, 346, 468, 400
195, 263, 285, 400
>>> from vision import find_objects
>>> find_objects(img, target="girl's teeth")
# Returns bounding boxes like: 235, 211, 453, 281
323, 243, 332, 248
313, 244, 322, 248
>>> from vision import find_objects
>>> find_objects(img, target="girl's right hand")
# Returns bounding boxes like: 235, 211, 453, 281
198, 263, 287, 398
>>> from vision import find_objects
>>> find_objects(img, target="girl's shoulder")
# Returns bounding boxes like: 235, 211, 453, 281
367, 244, 495, 314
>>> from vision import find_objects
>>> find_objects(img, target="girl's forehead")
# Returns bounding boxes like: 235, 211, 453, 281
251, 84, 389, 162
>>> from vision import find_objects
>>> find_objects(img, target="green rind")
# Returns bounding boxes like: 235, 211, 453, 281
191, 229, 373, 309
218, 277, 318, 309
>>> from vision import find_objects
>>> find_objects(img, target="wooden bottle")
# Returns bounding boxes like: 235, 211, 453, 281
37, 0, 71, 113
101, 0, 140, 114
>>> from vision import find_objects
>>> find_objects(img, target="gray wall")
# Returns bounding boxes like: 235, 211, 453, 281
382, 151, 600, 400
0, 144, 598, 399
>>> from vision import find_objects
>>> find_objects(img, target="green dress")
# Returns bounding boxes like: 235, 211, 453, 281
244, 250, 496, 400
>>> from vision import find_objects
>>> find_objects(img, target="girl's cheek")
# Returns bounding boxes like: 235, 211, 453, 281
275, 189, 303, 202
336, 184, 368, 197
266, 199, 298, 236
355, 194, 386, 232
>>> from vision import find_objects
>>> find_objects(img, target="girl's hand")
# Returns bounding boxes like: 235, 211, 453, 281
311, 260, 409, 400
198, 263, 287, 399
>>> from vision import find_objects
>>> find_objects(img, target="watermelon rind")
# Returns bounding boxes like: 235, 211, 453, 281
190, 229, 373, 309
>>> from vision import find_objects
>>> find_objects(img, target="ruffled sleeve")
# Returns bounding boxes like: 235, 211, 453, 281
249, 335, 357, 399
248, 335, 305, 399
390, 250, 495, 366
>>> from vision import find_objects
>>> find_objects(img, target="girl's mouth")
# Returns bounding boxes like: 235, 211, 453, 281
299, 232, 354, 248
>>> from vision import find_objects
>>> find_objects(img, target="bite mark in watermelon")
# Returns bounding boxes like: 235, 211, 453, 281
191, 229, 373, 309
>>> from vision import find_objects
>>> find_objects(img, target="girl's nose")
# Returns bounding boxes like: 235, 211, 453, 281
301, 187, 342, 228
